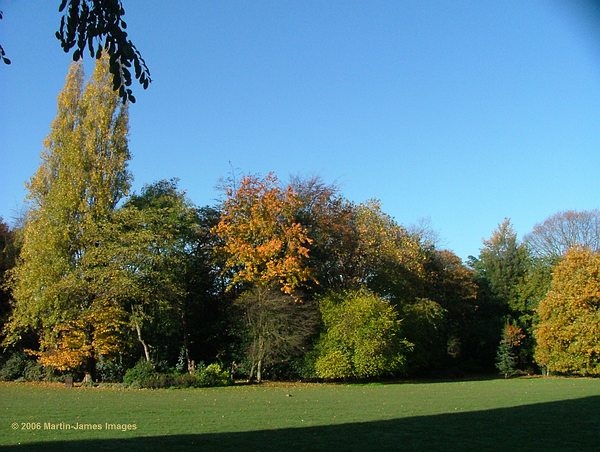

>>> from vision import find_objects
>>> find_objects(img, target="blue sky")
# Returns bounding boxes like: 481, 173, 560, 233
1, 1, 600, 260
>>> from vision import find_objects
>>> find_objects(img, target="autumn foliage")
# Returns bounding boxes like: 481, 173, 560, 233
534, 248, 600, 376
215, 173, 313, 295
5, 51, 600, 383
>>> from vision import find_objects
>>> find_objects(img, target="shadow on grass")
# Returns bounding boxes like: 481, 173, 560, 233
9, 396, 600, 451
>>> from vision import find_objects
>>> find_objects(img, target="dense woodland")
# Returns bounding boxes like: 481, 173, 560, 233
1, 56, 599, 386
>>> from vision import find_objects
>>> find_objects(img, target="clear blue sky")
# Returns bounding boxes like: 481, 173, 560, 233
2, 1, 600, 260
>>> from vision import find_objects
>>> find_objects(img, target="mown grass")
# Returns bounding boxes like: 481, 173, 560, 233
1, 377, 599, 450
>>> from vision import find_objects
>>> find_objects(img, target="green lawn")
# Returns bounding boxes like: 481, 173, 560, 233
1, 378, 599, 450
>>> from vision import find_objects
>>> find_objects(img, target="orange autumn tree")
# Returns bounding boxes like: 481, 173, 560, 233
534, 247, 600, 376
215, 173, 313, 295
33, 299, 128, 372
215, 173, 315, 382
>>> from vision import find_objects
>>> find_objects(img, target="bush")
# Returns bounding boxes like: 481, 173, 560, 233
314, 350, 352, 380
0, 352, 55, 382
123, 360, 157, 388
172, 373, 198, 388
313, 288, 413, 380
123, 360, 232, 389
195, 363, 231, 387
23, 361, 46, 381
0, 352, 30, 381
97, 356, 126, 383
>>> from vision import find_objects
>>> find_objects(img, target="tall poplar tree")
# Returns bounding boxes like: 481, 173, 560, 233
4, 53, 130, 381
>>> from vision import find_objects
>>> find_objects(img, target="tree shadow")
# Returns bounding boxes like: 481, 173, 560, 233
8, 396, 600, 451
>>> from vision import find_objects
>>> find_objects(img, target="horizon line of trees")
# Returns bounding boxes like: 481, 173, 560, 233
1, 56, 599, 385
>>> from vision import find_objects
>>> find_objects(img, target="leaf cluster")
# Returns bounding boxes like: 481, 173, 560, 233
56, 0, 150, 103
0, 11, 10, 65
215, 173, 313, 295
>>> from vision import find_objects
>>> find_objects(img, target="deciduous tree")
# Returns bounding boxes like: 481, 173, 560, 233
215, 173, 313, 295
289, 176, 357, 293
407, 249, 478, 373
313, 288, 412, 380
525, 210, 600, 262
0, 219, 18, 332
534, 247, 600, 376
215, 173, 316, 381
4, 53, 130, 380
86, 180, 212, 369
235, 287, 318, 382
353, 200, 425, 304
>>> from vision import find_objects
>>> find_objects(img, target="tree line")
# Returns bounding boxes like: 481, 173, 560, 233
1, 56, 599, 384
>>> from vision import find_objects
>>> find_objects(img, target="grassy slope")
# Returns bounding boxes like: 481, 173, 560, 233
0, 378, 599, 450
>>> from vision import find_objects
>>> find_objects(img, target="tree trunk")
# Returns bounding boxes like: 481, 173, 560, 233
248, 362, 256, 383
134, 320, 151, 362
256, 358, 263, 383
83, 327, 96, 384
181, 310, 192, 373
83, 354, 96, 384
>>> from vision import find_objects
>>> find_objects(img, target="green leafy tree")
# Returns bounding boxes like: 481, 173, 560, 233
4, 53, 130, 380
420, 249, 478, 371
313, 288, 412, 380
534, 247, 600, 376
469, 219, 529, 370
401, 298, 447, 375
289, 176, 358, 293
353, 200, 425, 304
86, 180, 211, 369
0, 219, 19, 335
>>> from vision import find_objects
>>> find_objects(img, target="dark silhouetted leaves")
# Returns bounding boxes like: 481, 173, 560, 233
56, 0, 151, 103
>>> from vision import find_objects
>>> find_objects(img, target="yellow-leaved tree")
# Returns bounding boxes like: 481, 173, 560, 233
534, 247, 600, 376
4, 53, 130, 382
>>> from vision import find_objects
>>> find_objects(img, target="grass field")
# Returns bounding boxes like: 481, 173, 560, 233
1, 377, 599, 450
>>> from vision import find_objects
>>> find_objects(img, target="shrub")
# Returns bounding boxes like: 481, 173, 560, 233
0, 352, 30, 381
195, 363, 231, 387
172, 372, 198, 388
313, 288, 413, 380
23, 361, 46, 381
0, 352, 56, 381
96, 356, 126, 383
123, 360, 232, 389
123, 360, 157, 388
314, 350, 352, 380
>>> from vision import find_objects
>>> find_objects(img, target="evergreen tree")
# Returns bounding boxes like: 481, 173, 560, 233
469, 219, 530, 370
4, 53, 130, 381
477, 219, 528, 316
496, 323, 525, 378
